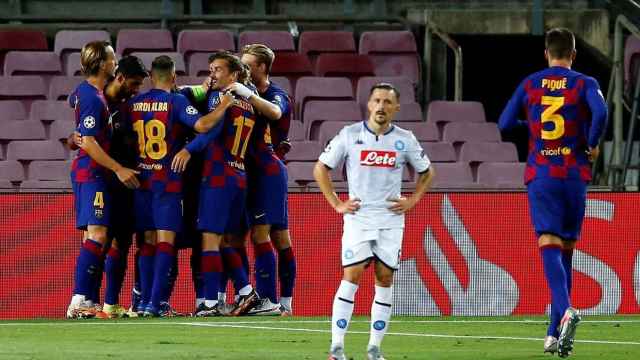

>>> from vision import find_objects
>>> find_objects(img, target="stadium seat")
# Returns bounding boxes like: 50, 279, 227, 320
65, 52, 82, 76
393, 102, 423, 122
358, 31, 420, 84
356, 76, 415, 105
30, 100, 74, 124
187, 52, 211, 77
48, 76, 83, 100
426, 100, 486, 125
3, 51, 62, 77
270, 53, 313, 91
0, 145, 3, 160
176, 76, 202, 87
116, 29, 174, 56
429, 162, 475, 188
49, 119, 75, 141
238, 31, 295, 52
20, 179, 71, 191
287, 141, 323, 161
177, 29, 235, 56
442, 122, 501, 144
421, 142, 457, 162
295, 77, 353, 116
314, 54, 375, 89
0, 121, 46, 140
0, 30, 48, 75
270, 76, 292, 96
298, 31, 356, 65
316, 121, 355, 145
625, 36, 640, 86
0, 76, 48, 111
0, 179, 14, 190
459, 142, 519, 163
303, 100, 362, 139
288, 120, 305, 141
0, 160, 25, 181
27, 160, 71, 180
6, 140, 67, 160
131, 52, 186, 76
477, 162, 526, 188
288, 161, 342, 185
0, 100, 27, 121
397, 122, 439, 142
53, 30, 111, 64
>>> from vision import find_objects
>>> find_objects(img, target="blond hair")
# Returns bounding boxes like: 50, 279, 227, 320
241, 43, 275, 74
80, 41, 112, 77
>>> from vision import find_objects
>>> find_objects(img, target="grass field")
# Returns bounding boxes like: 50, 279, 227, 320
1, 316, 639, 359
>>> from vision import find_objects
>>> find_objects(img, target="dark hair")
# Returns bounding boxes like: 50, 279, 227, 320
208, 51, 244, 76
545, 28, 575, 60
151, 55, 175, 81
80, 41, 112, 76
369, 82, 400, 101
116, 55, 148, 78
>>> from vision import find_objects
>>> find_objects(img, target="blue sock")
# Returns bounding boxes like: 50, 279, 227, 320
201, 251, 222, 302
150, 242, 176, 308
541, 245, 570, 337
562, 249, 574, 296
138, 243, 155, 308
73, 239, 102, 297
278, 247, 296, 298
104, 247, 123, 305
254, 242, 277, 303
222, 247, 250, 293
191, 249, 204, 300
162, 255, 179, 303
219, 266, 229, 300
236, 245, 250, 276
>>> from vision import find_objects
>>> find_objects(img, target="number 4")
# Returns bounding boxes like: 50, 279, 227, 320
93, 191, 104, 208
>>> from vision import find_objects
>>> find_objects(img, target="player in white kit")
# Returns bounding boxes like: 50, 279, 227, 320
314, 83, 435, 360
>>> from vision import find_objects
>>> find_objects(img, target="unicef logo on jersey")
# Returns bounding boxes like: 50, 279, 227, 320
394, 140, 405, 151
344, 249, 354, 260
336, 319, 348, 329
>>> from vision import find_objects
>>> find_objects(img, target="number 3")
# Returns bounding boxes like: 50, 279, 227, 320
540, 96, 565, 140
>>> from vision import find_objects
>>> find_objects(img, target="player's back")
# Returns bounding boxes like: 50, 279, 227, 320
260, 81, 292, 152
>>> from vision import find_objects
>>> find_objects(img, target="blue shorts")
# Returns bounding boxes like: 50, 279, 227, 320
197, 185, 247, 234
107, 181, 135, 242
72, 180, 111, 230
527, 178, 587, 241
247, 162, 288, 230
134, 190, 183, 233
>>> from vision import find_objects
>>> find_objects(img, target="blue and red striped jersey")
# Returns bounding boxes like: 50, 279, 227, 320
261, 81, 292, 161
498, 66, 607, 184
70, 80, 111, 183
127, 89, 201, 193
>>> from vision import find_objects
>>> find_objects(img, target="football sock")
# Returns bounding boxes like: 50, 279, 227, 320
150, 242, 176, 308
219, 270, 229, 301
191, 246, 204, 300
235, 245, 250, 276
73, 239, 103, 297
254, 242, 277, 303
562, 249, 574, 295
541, 245, 569, 337
369, 285, 393, 347
104, 247, 122, 305
133, 249, 140, 292
221, 247, 251, 295
331, 280, 358, 348
138, 243, 156, 307
163, 254, 179, 303
278, 247, 296, 300
201, 250, 222, 305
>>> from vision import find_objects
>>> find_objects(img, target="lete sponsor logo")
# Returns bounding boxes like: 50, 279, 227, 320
360, 150, 396, 167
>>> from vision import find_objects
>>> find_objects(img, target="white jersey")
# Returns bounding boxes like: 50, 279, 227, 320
318, 121, 431, 229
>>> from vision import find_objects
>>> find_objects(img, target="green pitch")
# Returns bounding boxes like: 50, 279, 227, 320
1, 316, 639, 359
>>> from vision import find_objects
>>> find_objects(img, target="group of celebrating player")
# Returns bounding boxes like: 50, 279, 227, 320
65, 41, 296, 319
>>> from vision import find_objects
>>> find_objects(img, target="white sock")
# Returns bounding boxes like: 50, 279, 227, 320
196, 298, 205, 308
70, 294, 85, 306
331, 280, 359, 348
217, 292, 226, 303
239, 285, 252, 296
369, 285, 393, 347
280, 296, 292, 309
204, 299, 218, 308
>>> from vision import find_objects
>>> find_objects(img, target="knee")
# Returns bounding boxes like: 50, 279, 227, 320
87, 227, 108, 244
538, 233, 563, 248
271, 230, 291, 250
375, 274, 393, 287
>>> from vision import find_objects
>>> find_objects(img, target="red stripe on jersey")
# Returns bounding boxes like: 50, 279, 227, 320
549, 165, 567, 178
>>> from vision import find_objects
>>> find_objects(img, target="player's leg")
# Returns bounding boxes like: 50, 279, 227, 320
271, 228, 296, 315
138, 231, 156, 313
222, 234, 260, 316
249, 224, 280, 314
197, 232, 224, 316
103, 237, 130, 318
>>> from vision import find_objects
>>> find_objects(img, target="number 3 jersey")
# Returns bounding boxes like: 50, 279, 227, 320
126, 89, 202, 192
498, 66, 608, 184
318, 121, 431, 229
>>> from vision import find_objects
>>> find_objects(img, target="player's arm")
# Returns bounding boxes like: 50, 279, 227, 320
193, 92, 235, 133
584, 77, 608, 161
498, 80, 528, 131
226, 82, 282, 120
171, 123, 223, 173
389, 135, 434, 214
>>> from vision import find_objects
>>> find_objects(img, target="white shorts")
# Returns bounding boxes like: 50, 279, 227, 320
341, 222, 403, 270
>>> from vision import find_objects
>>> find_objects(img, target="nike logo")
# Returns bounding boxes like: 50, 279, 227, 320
254, 213, 266, 219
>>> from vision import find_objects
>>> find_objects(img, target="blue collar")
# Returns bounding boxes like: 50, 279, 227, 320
363, 120, 394, 136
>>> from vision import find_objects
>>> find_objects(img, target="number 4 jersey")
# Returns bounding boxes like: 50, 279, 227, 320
498, 66, 608, 184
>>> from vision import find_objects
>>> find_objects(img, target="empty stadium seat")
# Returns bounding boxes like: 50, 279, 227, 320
442, 122, 501, 143
393, 102, 423, 122
54, 30, 111, 61
28, 160, 71, 180
477, 162, 526, 188
359, 31, 420, 84
116, 29, 174, 56
287, 141, 323, 161
0, 100, 27, 121
288, 120, 305, 141
0, 76, 48, 110
316, 121, 355, 145
426, 101, 486, 125
0, 160, 25, 181
238, 31, 295, 52
0, 179, 14, 190
458, 142, 518, 163
177, 30, 235, 56
298, 31, 356, 65
65, 52, 82, 76
30, 100, 74, 124
397, 122, 439, 142
270, 76, 292, 96
49, 119, 75, 141
0, 121, 46, 140
131, 52, 186, 75
295, 77, 353, 116
48, 76, 83, 100
0, 30, 48, 75
357, 76, 415, 105
314, 54, 375, 88
176, 76, 202, 87
270, 53, 313, 90
421, 142, 457, 162
430, 162, 475, 188
6, 140, 66, 160
288, 161, 342, 185
20, 179, 71, 191
304, 100, 361, 139
187, 52, 210, 77
3, 51, 62, 77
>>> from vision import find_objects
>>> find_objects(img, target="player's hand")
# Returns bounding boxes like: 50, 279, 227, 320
275, 139, 291, 159
71, 131, 83, 148
387, 196, 416, 214
226, 82, 254, 100
171, 148, 191, 173
202, 76, 213, 90
334, 198, 361, 214
115, 167, 140, 189
587, 146, 600, 162
219, 91, 235, 108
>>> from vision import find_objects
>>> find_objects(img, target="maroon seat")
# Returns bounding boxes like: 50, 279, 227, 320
398, 122, 439, 142
357, 76, 415, 105
48, 76, 83, 100
28, 160, 71, 180
131, 52, 186, 76
65, 52, 82, 76
238, 31, 295, 52
0, 100, 27, 121
317, 121, 355, 145
393, 102, 423, 122
288, 161, 342, 184
7, 140, 67, 160
54, 30, 111, 69
187, 52, 211, 77
0, 30, 48, 75
427, 101, 486, 125
177, 29, 235, 55
0, 76, 47, 111
116, 29, 174, 56
270, 76, 292, 96
176, 76, 203, 87
30, 100, 74, 124
299, 31, 356, 65
0, 160, 25, 181
477, 162, 526, 189
49, 119, 75, 141
288, 120, 305, 141
4, 52, 62, 77
303, 100, 362, 139
459, 142, 518, 163
430, 162, 475, 188
359, 31, 420, 84
0, 121, 46, 140
295, 77, 353, 117
270, 53, 313, 91
420, 142, 456, 162
20, 179, 71, 191
442, 122, 501, 144
0, 179, 14, 189
314, 53, 375, 89
287, 141, 323, 161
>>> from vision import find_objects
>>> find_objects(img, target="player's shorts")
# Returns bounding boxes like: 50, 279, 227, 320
527, 177, 587, 241
72, 180, 111, 230
247, 161, 288, 229
341, 221, 404, 270
197, 185, 248, 234
134, 190, 183, 233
